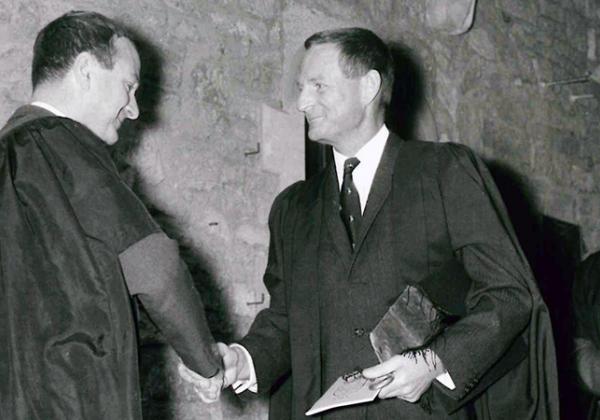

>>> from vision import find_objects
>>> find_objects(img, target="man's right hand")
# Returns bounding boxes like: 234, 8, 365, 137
217, 342, 251, 389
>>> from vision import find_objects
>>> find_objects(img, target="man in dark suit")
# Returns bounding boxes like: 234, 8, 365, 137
188, 27, 558, 419
573, 251, 600, 420
0, 11, 222, 419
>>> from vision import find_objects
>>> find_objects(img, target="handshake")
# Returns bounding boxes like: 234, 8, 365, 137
178, 341, 447, 407
177, 342, 251, 403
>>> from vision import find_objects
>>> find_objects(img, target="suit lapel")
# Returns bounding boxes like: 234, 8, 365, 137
352, 134, 403, 259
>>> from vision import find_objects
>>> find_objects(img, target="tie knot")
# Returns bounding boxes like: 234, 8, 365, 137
344, 157, 360, 175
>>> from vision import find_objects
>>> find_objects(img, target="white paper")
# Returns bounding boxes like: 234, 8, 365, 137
305, 373, 380, 416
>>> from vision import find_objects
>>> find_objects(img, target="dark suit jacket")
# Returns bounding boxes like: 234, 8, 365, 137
241, 134, 558, 419
0, 106, 219, 420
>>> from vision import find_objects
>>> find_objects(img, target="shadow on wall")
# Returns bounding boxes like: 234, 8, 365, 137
486, 161, 585, 420
385, 41, 426, 141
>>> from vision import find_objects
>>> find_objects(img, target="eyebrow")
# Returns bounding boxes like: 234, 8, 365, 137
297, 75, 325, 85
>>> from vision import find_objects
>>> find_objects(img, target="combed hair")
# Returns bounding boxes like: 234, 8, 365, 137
31, 10, 130, 89
304, 27, 394, 105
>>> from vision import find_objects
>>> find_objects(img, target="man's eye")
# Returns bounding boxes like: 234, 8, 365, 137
315, 83, 324, 91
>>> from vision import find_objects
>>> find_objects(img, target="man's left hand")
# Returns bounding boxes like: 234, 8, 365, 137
362, 349, 445, 402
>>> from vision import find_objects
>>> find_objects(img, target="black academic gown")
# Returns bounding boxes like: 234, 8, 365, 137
0, 106, 218, 419
240, 135, 559, 420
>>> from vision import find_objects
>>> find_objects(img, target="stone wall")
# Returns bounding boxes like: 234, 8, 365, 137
1, 0, 599, 419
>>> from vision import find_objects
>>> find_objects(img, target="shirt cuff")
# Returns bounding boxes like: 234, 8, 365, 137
436, 371, 456, 389
229, 344, 258, 394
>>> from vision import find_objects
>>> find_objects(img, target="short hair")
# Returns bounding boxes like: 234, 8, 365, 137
304, 27, 394, 106
31, 10, 131, 89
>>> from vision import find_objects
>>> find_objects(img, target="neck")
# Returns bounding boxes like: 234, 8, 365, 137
31, 82, 80, 121
333, 112, 385, 156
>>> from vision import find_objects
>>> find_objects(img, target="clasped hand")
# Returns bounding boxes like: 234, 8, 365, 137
178, 342, 251, 402
362, 348, 445, 402
177, 359, 224, 403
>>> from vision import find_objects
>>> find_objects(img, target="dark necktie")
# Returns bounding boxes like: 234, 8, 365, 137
340, 157, 362, 251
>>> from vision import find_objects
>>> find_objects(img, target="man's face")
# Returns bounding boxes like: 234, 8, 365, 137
86, 37, 140, 145
296, 43, 365, 149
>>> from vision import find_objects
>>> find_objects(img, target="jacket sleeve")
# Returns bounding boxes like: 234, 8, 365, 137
119, 232, 221, 378
429, 144, 532, 400
238, 183, 301, 395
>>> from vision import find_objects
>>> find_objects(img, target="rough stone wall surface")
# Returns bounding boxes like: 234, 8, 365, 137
1, 0, 599, 419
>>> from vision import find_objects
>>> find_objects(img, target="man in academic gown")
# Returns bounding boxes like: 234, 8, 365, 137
184, 27, 559, 419
0, 11, 222, 420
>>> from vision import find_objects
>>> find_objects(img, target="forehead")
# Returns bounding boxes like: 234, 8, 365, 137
298, 43, 345, 81
111, 36, 140, 78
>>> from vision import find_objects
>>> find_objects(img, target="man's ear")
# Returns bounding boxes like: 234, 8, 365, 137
71, 52, 95, 90
360, 69, 382, 106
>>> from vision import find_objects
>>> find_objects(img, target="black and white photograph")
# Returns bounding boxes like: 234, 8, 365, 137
1, 1, 598, 419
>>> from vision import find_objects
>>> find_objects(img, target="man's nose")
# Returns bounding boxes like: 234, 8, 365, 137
125, 95, 139, 120
296, 87, 312, 113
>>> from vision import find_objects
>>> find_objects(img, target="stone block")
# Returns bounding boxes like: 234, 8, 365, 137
498, 0, 536, 21
467, 28, 496, 60
539, 0, 567, 23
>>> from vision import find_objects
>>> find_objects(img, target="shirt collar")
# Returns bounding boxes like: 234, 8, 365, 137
332, 125, 389, 212
30, 101, 66, 117
333, 124, 389, 186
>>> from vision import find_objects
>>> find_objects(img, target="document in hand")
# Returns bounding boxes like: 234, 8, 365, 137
305, 371, 387, 416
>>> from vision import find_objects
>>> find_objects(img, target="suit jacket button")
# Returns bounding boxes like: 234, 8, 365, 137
354, 328, 365, 337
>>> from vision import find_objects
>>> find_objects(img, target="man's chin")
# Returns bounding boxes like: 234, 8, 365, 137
308, 137, 332, 148
99, 131, 119, 145
307, 128, 325, 142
